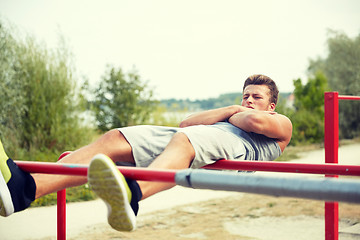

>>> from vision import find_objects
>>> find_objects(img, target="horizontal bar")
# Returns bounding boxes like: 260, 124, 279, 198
15, 161, 176, 183
16, 161, 88, 175
176, 169, 360, 204
203, 160, 360, 176
120, 167, 176, 183
16, 160, 360, 180
338, 95, 360, 101
16, 161, 360, 203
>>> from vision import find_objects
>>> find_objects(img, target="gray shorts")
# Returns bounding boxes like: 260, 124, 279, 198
118, 125, 246, 169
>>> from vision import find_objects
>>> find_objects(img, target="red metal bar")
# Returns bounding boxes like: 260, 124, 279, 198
16, 161, 88, 176
120, 167, 177, 182
57, 189, 66, 240
56, 151, 71, 240
338, 95, 360, 100
15, 160, 360, 177
204, 160, 360, 176
324, 92, 339, 240
15, 161, 177, 182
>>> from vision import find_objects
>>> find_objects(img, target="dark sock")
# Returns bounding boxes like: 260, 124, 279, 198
125, 178, 142, 216
7, 159, 36, 212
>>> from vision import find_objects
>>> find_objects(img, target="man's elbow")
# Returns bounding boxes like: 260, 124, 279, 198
179, 120, 190, 128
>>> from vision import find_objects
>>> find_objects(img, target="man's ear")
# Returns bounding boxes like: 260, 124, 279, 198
269, 102, 276, 111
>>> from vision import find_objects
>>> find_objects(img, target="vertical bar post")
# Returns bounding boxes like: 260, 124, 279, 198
324, 92, 339, 240
56, 151, 71, 240
57, 189, 66, 240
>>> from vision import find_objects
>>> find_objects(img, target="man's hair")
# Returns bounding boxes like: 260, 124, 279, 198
243, 74, 279, 104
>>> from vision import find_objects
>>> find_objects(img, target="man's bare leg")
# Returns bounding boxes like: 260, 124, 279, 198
86, 131, 195, 231
34, 129, 135, 199
137, 132, 195, 199
1, 129, 194, 219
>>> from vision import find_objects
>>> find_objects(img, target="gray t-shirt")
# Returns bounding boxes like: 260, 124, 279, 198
119, 122, 281, 169
212, 122, 282, 161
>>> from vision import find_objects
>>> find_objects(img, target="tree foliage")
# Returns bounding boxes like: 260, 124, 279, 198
287, 72, 329, 144
293, 72, 329, 118
161, 92, 293, 111
0, 21, 26, 152
308, 30, 360, 138
91, 66, 158, 131
0, 19, 91, 159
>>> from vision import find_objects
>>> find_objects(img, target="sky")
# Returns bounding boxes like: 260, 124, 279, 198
1, 0, 359, 100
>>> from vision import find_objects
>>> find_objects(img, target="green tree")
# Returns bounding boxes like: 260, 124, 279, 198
0, 19, 92, 159
308, 30, 360, 138
289, 72, 329, 144
0, 21, 28, 151
92, 66, 158, 131
293, 72, 329, 118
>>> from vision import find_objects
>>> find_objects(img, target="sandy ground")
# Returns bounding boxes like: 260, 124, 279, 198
1, 143, 360, 240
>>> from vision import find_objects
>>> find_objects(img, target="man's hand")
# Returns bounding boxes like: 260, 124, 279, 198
179, 105, 246, 128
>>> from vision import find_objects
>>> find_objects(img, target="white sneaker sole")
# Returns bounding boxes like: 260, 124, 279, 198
0, 170, 14, 217
88, 154, 136, 231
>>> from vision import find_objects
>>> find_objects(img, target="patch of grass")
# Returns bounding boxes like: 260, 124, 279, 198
275, 147, 300, 161
267, 202, 277, 208
276, 138, 360, 162
275, 144, 323, 162
22, 131, 101, 208
31, 184, 96, 207
249, 207, 260, 211
339, 137, 360, 146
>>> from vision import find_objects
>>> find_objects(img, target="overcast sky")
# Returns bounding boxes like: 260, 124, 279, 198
1, 0, 359, 100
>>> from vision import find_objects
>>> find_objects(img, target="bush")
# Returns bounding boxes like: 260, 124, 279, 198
91, 66, 158, 131
0, 19, 94, 160
31, 184, 96, 207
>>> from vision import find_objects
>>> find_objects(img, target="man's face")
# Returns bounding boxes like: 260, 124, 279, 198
241, 84, 275, 111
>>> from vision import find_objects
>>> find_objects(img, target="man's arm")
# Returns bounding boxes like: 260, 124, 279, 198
179, 105, 249, 128
228, 110, 292, 151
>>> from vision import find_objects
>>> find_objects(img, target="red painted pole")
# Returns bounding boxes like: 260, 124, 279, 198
16, 161, 88, 176
56, 152, 71, 240
57, 189, 66, 240
324, 92, 339, 240
338, 95, 360, 100
204, 160, 360, 176
15, 160, 360, 177
15, 161, 177, 182
16, 160, 360, 176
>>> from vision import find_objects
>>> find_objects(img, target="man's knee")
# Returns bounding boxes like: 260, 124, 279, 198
172, 132, 191, 144
96, 129, 134, 162
97, 129, 130, 152
171, 132, 195, 158
99, 129, 122, 143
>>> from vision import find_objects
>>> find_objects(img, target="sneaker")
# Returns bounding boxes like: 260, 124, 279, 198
0, 139, 36, 217
88, 154, 141, 231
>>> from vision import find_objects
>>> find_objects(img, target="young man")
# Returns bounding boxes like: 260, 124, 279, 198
0, 74, 292, 231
